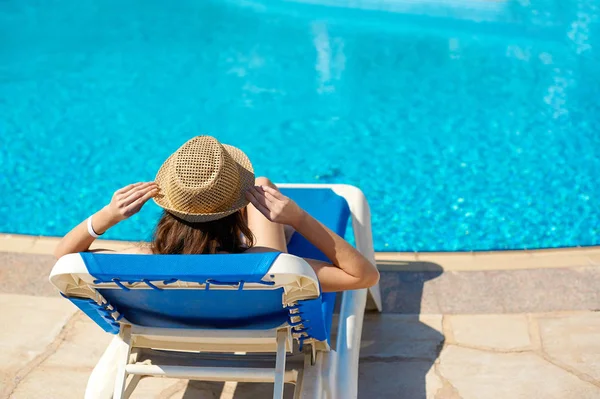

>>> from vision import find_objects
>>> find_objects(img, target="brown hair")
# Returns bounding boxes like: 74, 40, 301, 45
150, 210, 254, 254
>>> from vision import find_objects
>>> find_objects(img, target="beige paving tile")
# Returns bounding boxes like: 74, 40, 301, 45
10, 366, 90, 399
355, 314, 444, 360
169, 380, 296, 399
44, 315, 113, 369
438, 345, 600, 399
420, 313, 443, 332
538, 313, 600, 380
0, 294, 77, 392
358, 361, 442, 399
447, 314, 531, 350
129, 377, 188, 399
0, 252, 58, 297
13, 368, 226, 399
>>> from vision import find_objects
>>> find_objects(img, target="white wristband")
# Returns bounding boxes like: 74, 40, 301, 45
87, 216, 102, 238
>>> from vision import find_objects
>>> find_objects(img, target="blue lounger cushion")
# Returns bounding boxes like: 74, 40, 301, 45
74, 252, 284, 331
81, 251, 280, 284
98, 287, 287, 330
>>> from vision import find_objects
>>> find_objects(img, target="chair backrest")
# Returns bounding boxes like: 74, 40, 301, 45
88, 251, 288, 330
50, 252, 321, 335
50, 187, 352, 348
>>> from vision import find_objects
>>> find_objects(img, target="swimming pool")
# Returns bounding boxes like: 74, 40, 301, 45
1, 0, 599, 251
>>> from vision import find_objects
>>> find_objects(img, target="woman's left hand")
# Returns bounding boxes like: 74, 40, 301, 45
245, 185, 305, 227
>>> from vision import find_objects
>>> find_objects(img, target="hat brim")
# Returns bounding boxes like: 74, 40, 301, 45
153, 144, 255, 223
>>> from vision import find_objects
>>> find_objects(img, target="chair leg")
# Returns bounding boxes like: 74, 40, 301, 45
296, 348, 327, 399
292, 368, 304, 399
322, 350, 336, 399
273, 329, 287, 399
335, 290, 367, 399
85, 335, 128, 399
113, 326, 132, 399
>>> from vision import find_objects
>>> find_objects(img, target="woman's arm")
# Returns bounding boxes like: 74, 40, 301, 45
54, 182, 158, 259
245, 186, 380, 292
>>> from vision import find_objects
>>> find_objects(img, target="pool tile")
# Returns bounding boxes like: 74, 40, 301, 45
0, 234, 35, 253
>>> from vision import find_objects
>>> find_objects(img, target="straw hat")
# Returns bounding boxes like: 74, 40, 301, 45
153, 136, 255, 222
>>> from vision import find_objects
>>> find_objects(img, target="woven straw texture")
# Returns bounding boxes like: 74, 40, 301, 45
153, 136, 254, 222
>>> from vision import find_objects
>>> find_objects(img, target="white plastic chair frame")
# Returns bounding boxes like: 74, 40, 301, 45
49, 184, 382, 399
278, 183, 383, 398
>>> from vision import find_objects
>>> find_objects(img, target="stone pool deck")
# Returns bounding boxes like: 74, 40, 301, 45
1, 234, 600, 398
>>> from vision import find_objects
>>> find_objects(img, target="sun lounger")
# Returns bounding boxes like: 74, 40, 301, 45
49, 184, 381, 398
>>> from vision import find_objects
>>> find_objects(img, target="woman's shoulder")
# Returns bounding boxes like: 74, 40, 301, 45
89, 242, 153, 255
242, 246, 281, 254
119, 248, 152, 254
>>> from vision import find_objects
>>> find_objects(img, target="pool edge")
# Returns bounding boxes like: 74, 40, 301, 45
1, 233, 599, 272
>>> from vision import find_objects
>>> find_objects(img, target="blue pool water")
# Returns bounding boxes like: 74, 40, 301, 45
1, 0, 599, 251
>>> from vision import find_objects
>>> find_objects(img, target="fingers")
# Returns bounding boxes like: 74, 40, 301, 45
121, 183, 158, 207
252, 185, 284, 205
245, 188, 271, 218
115, 182, 144, 195
260, 185, 283, 199
125, 187, 159, 214
249, 186, 272, 207
263, 189, 279, 204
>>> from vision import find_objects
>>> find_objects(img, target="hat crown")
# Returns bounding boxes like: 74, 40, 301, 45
173, 137, 224, 189
161, 136, 241, 214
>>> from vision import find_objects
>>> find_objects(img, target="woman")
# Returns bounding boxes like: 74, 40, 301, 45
54, 136, 379, 292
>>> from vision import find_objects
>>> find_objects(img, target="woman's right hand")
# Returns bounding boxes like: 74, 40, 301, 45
104, 182, 159, 222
